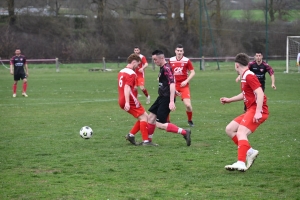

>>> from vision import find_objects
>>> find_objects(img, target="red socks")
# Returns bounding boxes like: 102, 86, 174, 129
129, 121, 140, 135
186, 111, 193, 121
23, 82, 27, 93
166, 123, 186, 135
238, 140, 250, 162
139, 121, 149, 141
232, 135, 238, 145
147, 123, 156, 141
142, 89, 149, 97
13, 84, 17, 94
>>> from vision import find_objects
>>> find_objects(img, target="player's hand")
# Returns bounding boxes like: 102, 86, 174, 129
220, 97, 230, 104
175, 91, 181, 96
272, 84, 276, 90
26, 73, 29, 77
138, 68, 143, 73
180, 80, 188, 87
124, 103, 130, 111
235, 76, 241, 82
169, 101, 176, 111
10, 70, 13, 75
253, 112, 262, 123
297, 62, 299, 66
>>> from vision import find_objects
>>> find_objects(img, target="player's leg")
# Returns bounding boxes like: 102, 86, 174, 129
155, 97, 191, 146
12, 80, 18, 97
181, 87, 194, 126
147, 97, 160, 143
137, 78, 150, 104
12, 74, 19, 97
22, 77, 28, 97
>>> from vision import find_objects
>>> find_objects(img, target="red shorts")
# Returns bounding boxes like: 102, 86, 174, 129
136, 77, 145, 86
234, 108, 269, 133
119, 103, 145, 118
176, 84, 191, 100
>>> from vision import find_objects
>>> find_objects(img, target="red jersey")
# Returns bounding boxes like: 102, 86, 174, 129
169, 56, 194, 83
118, 68, 140, 108
134, 54, 147, 79
241, 69, 268, 113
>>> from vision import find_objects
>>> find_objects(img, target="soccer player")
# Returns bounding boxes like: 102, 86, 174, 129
133, 46, 151, 104
118, 54, 150, 145
169, 44, 195, 126
236, 51, 276, 111
147, 50, 191, 146
220, 53, 269, 172
10, 48, 29, 97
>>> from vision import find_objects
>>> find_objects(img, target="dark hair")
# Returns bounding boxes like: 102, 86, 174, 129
255, 51, 263, 55
152, 50, 164, 56
234, 53, 249, 66
176, 44, 183, 49
127, 53, 141, 63
134, 46, 139, 49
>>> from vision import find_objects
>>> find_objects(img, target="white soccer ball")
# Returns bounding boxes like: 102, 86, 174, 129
79, 126, 93, 139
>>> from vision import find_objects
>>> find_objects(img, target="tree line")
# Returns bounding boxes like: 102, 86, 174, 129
0, 0, 299, 62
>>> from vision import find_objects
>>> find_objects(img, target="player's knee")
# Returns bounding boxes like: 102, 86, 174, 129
225, 125, 235, 136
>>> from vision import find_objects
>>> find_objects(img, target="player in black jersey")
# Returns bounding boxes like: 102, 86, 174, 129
10, 48, 29, 97
145, 50, 191, 146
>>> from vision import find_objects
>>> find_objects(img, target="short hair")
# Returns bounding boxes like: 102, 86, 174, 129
127, 53, 141, 63
134, 46, 139, 49
255, 51, 263, 55
152, 50, 164, 56
234, 53, 249, 66
176, 44, 183, 49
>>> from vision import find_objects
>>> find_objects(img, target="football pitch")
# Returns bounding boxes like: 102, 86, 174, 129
0, 61, 299, 199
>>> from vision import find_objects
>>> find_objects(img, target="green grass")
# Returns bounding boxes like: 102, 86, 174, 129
229, 9, 300, 22
0, 61, 300, 199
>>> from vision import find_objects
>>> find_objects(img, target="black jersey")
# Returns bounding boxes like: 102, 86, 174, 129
158, 63, 175, 97
10, 55, 27, 75
248, 61, 274, 85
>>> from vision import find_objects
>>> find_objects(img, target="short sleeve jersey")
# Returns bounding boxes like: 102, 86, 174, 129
169, 56, 194, 84
118, 68, 140, 108
134, 54, 148, 78
241, 69, 268, 113
248, 61, 274, 84
158, 63, 175, 97
10, 55, 27, 75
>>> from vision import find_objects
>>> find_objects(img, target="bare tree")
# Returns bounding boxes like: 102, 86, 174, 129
7, 0, 15, 25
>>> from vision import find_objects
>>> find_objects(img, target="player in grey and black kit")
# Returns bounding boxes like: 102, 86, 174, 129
10, 48, 29, 97
145, 50, 191, 146
236, 51, 276, 111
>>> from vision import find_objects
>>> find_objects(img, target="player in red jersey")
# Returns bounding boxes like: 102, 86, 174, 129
133, 46, 151, 104
236, 51, 276, 112
10, 48, 29, 97
220, 53, 269, 172
169, 44, 195, 126
146, 50, 191, 146
118, 54, 150, 145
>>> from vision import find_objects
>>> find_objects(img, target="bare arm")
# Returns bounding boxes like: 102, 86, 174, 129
10, 64, 13, 75
25, 63, 29, 76
253, 87, 264, 123
139, 62, 148, 72
123, 84, 131, 111
180, 69, 195, 87
169, 83, 176, 111
220, 93, 244, 104
235, 75, 241, 82
270, 74, 276, 89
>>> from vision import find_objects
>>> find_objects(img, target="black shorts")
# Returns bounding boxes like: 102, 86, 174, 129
148, 96, 175, 123
14, 73, 27, 81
